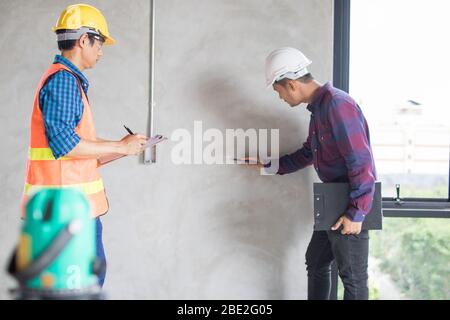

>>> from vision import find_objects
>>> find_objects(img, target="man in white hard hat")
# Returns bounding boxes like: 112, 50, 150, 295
256, 47, 376, 299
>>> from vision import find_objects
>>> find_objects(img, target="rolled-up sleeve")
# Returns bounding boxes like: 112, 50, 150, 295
39, 71, 82, 159
328, 98, 376, 222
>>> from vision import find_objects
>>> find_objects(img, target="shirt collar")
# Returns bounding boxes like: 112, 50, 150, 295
53, 55, 89, 91
307, 82, 332, 113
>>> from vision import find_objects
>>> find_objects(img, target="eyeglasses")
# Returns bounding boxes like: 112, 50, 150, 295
95, 40, 104, 50
87, 33, 105, 50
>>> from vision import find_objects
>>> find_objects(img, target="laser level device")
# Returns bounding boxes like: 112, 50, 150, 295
7, 188, 104, 299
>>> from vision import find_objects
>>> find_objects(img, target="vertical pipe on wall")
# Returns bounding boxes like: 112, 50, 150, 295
144, 0, 156, 164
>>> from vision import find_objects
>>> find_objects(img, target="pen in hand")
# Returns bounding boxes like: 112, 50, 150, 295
121, 125, 149, 155
123, 125, 135, 135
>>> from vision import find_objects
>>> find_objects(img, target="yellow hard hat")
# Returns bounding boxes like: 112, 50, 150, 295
52, 3, 115, 45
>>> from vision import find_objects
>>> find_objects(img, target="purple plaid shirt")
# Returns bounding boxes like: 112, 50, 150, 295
277, 82, 376, 222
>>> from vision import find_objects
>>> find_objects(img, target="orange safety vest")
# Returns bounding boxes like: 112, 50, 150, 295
22, 63, 109, 218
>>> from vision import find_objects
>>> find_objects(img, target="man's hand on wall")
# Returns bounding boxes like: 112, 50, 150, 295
237, 157, 264, 169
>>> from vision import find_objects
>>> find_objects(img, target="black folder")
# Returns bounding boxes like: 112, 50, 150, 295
313, 182, 382, 231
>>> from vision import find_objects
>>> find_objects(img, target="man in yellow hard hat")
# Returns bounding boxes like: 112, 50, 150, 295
22, 4, 148, 287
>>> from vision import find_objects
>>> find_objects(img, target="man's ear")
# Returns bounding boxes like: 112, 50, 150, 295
287, 79, 297, 92
78, 33, 89, 48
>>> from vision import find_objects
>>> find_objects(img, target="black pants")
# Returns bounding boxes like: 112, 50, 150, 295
305, 230, 369, 300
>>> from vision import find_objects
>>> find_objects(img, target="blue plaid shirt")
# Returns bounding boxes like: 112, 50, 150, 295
39, 55, 90, 159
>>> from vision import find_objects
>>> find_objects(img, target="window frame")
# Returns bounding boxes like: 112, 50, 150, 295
333, 0, 450, 219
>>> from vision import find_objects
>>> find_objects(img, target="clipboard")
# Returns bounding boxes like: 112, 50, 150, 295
98, 154, 126, 166
98, 135, 167, 166
313, 182, 383, 231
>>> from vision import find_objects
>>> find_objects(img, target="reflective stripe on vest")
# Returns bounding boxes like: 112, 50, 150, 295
24, 178, 105, 196
28, 148, 71, 161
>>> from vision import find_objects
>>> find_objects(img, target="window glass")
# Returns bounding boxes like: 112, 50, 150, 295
349, 0, 450, 198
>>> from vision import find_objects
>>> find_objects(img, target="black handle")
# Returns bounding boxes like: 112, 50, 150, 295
394, 184, 403, 204
7, 222, 77, 283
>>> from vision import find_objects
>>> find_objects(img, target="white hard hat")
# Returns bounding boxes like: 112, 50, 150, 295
265, 47, 312, 88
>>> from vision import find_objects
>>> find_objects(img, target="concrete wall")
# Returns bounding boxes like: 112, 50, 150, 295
0, 0, 333, 299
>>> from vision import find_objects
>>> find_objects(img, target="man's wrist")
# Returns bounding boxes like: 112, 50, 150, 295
112, 141, 125, 154
345, 211, 365, 222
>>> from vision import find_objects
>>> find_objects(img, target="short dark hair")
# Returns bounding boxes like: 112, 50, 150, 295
56, 30, 104, 51
275, 73, 315, 87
